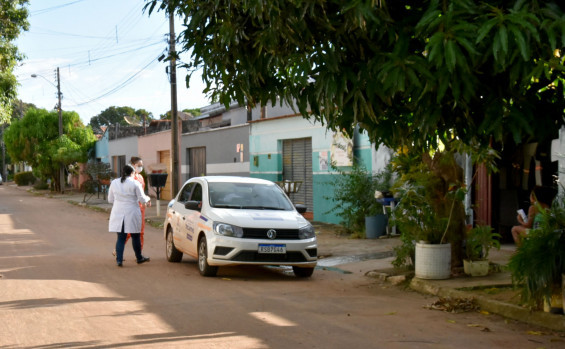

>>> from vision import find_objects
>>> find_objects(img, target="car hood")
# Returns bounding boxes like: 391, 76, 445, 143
207, 208, 310, 229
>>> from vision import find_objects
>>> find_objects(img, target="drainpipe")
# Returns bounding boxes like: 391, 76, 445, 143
260, 106, 266, 119
465, 153, 473, 225
247, 101, 252, 122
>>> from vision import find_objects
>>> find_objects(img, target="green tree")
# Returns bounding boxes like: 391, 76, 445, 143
4, 108, 97, 190
182, 108, 201, 117
161, 108, 201, 120
0, 0, 29, 123
89, 106, 153, 130
147, 0, 565, 149
10, 99, 35, 119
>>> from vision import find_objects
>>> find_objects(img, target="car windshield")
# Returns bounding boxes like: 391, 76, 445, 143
208, 182, 294, 210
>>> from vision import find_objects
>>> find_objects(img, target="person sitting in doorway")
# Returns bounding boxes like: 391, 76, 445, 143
511, 186, 556, 247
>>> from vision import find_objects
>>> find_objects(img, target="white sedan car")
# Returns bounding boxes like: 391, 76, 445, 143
164, 176, 317, 277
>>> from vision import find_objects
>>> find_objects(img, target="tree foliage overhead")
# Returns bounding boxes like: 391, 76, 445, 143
147, 0, 565, 149
89, 106, 154, 131
0, 0, 29, 123
4, 108, 97, 184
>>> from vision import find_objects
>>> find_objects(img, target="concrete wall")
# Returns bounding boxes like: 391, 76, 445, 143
138, 130, 172, 198
107, 135, 138, 174
249, 115, 374, 224
224, 100, 300, 126
181, 124, 250, 182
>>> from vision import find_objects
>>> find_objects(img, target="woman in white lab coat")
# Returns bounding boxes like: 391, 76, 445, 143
108, 165, 151, 266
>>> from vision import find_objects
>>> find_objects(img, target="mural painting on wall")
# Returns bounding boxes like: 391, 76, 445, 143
319, 151, 329, 171
331, 131, 353, 167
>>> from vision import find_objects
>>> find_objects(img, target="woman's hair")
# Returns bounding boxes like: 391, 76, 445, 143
532, 186, 557, 206
131, 156, 142, 165
121, 165, 134, 183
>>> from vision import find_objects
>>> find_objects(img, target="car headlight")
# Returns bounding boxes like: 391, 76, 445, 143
214, 222, 244, 238
298, 224, 315, 239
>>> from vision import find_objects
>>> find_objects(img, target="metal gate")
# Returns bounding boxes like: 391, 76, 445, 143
188, 147, 206, 179
282, 138, 313, 213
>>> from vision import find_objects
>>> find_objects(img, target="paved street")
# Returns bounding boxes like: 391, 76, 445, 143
0, 185, 563, 348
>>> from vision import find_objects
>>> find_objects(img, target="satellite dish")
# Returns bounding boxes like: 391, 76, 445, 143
124, 115, 142, 126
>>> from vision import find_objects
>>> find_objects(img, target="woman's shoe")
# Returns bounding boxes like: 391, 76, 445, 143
137, 256, 150, 264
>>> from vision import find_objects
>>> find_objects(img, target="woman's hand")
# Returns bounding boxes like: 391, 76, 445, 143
146, 200, 152, 207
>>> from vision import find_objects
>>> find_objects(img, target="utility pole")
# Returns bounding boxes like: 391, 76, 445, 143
56, 67, 64, 193
169, 8, 179, 196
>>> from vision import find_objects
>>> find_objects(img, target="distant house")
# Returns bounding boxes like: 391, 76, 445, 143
138, 128, 173, 200
94, 126, 110, 164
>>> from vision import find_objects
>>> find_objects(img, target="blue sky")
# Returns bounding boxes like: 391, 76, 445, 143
14, 0, 210, 125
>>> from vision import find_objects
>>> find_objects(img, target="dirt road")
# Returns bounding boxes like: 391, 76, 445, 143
0, 185, 563, 348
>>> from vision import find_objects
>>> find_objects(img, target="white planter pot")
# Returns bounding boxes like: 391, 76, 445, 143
543, 292, 563, 314
415, 242, 451, 280
463, 259, 489, 277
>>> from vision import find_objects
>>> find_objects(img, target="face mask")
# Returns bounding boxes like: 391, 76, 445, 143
136, 166, 143, 173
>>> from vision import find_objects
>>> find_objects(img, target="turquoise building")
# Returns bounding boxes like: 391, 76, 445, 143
249, 115, 381, 224
94, 127, 110, 164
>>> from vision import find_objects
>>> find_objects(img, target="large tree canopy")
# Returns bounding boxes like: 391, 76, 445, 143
89, 106, 154, 131
147, 0, 565, 149
4, 108, 97, 185
0, 0, 29, 123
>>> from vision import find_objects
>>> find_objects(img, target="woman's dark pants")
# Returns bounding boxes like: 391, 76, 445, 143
115, 222, 142, 263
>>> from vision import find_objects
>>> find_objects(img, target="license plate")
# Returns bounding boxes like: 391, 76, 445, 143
258, 244, 286, 254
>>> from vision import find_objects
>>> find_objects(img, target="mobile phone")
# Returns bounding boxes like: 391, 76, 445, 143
517, 209, 528, 223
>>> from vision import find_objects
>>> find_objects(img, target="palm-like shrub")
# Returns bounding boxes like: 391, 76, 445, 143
509, 194, 565, 306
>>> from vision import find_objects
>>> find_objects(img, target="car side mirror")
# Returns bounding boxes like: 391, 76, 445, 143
185, 200, 201, 211
295, 204, 307, 214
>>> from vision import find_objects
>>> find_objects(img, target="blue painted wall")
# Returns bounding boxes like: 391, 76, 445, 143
249, 116, 375, 224
95, 130, 110, 164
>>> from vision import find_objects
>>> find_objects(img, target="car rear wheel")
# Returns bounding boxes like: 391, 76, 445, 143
293, 266, 314, 278
166, 228, 183, 262
198, 236, 218, 277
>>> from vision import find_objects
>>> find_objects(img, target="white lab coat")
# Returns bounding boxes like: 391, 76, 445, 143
108, 177, 150, 234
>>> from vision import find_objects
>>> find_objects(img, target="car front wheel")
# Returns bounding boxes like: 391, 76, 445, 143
198, 236, 218, 277
293, 266, 314, 278
166, 228, 183, 262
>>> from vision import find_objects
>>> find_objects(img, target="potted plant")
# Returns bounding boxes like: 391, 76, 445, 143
390, 146, 471, 279
326, 162, 392, 238
463, 225, 501, 276
509, 191, 565, 313
391, 177, 461, 279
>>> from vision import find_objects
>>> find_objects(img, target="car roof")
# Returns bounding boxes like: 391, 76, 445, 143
195, 176, 276, 186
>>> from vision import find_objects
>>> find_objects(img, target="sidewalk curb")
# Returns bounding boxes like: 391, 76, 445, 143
410, 277, 565, 331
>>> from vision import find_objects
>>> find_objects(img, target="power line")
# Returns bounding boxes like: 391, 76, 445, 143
28, 26, 120, 40
31, 0, 89, 16
66, 40, 164, 69
68, 57, 159, 107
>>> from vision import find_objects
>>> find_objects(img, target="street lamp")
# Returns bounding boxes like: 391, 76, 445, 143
31, 67, 64, 193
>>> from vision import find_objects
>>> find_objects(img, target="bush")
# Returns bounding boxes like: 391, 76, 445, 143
14, 171, 36, 186
33, 180, 49, 190
326, 162, 392, 233
508, 192, 565, 307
